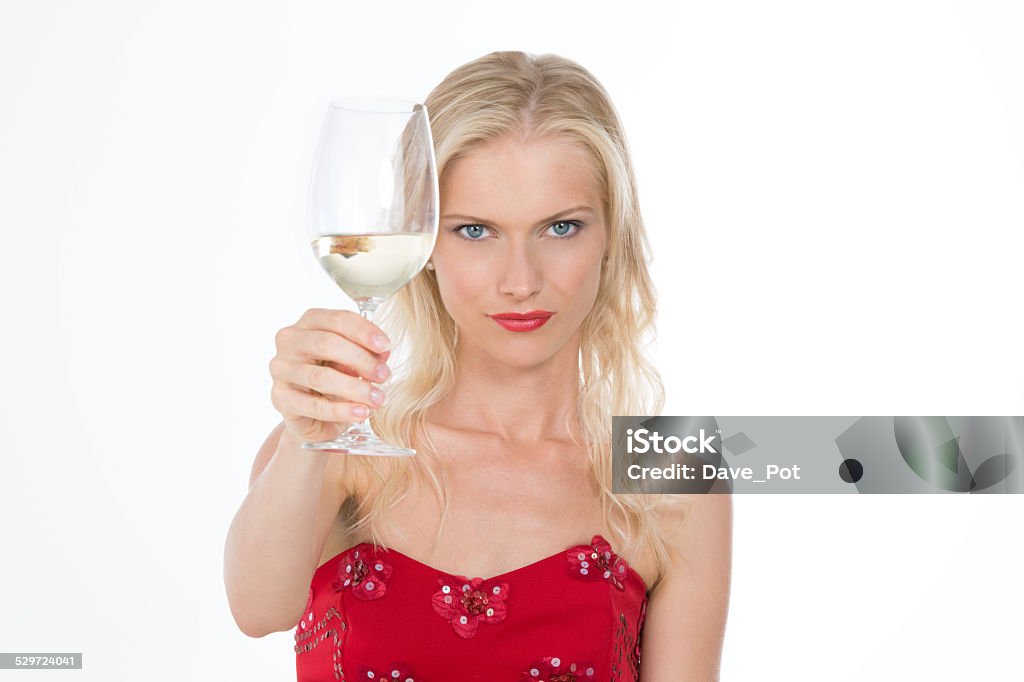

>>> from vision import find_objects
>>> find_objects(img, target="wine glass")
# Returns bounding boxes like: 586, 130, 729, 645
304, 97, 438, 456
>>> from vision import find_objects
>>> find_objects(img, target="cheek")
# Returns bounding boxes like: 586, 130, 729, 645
553, 256, 604, 315
581, 265, 604, 311
434, 262, 488, 321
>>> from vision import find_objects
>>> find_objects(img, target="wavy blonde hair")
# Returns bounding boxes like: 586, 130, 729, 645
343, 51, 685, 589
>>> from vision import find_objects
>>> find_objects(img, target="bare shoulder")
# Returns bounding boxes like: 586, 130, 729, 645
653, 492, 733, 566
640, 493, 733, 681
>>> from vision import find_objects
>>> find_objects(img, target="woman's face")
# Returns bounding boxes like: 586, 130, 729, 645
432, 134, 607, 370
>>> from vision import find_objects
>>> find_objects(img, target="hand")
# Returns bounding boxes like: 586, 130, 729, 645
269, 308, 392, 443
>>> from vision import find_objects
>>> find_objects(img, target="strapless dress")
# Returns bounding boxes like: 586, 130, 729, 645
293, 533, 649, 681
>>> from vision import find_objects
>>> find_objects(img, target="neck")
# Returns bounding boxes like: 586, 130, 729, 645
430, 334, 583, 444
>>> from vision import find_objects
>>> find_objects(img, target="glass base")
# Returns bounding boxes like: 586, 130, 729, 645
302, 422, 415, 457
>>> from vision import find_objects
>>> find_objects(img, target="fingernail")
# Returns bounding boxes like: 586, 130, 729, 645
369, 388, 385, 406
351, 405, 369, 418
372, 333, 390, 351
374, 363, 390, 381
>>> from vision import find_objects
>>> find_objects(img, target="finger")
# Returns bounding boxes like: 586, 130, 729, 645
323, 349, 388, 376
321, 360, 359, 378
291, 329, 390, 383
271, 384, 372, 423
297, 308, 391, 354
274, 359, 385, 407
285, 416, 346, 444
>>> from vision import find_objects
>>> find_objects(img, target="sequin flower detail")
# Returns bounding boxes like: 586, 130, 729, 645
296, 587, 315, 631
565, 534, 629, 591
520, 656, 597, 681
359, 662, 420, 681
431, 575, 509, 638
332, 546, 392, 600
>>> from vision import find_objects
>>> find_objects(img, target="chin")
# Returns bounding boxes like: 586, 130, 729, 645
457, 321, 575, 368
488, 340, 567, 371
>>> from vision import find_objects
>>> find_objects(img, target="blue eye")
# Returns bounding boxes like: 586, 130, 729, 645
452, 220, 584, 241
547, 220, 583, 238
454, 224, 490, 240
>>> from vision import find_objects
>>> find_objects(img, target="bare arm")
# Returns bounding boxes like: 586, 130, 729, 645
223, 421, 350, 637
223, 308, 392, 638
639, 493, 733, 681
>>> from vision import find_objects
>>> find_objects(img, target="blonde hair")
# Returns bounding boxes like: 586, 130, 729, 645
344, 51, 685, 589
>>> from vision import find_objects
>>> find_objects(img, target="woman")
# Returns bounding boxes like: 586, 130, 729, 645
225, 51, 732, 681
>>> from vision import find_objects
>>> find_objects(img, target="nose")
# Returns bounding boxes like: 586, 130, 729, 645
498, 242, 543, 301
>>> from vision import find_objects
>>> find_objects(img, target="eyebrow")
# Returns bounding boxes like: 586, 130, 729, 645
441, 205, 595, 229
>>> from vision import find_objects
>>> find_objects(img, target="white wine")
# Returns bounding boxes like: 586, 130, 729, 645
311, 232, 434, 302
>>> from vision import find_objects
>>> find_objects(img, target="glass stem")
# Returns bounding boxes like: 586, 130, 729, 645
347, 300, 381, 436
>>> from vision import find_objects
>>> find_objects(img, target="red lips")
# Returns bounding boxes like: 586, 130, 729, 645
489, 310, 554, 332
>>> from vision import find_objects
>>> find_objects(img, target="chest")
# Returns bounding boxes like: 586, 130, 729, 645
326, 436, 659, 591
380, 446, 605, 576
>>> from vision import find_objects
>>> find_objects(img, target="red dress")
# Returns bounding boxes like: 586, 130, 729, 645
293, 534, 649, 681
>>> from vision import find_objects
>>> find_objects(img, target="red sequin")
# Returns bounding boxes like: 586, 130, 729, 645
358, 662, 421, 681
634, 598, 648, 668
520, 656, 597, 681
296, 587, 315, 631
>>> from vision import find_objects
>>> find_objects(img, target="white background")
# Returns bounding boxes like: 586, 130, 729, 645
1, 0, 1022, 679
